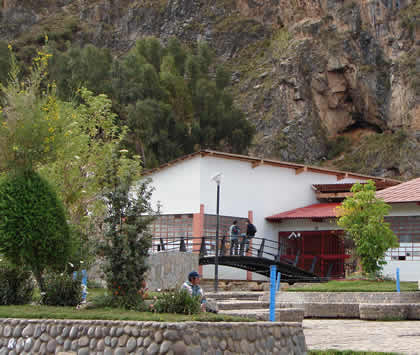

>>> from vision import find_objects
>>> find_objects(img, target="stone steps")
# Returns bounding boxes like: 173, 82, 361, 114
219, 308, 304, 322
205, 291, 264, 301
217, 300, 269, 310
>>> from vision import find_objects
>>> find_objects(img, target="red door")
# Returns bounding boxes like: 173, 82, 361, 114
278, 231, 347, 277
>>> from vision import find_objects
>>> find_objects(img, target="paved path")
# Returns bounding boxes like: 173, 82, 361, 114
303, 319, 420, 354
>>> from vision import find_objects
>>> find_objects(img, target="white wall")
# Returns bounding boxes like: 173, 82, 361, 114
200, 155, 367, 245
387, 203, 420, 216
383, 202, 420, 281
148, 157, 201, 214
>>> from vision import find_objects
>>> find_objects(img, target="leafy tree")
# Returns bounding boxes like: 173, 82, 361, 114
46, 37, 255, 167
0, 46, 143, 285
0, 48, 60, 173
0, 170, 71, 291
337, 180, 399, 275
100, 152, 154, 310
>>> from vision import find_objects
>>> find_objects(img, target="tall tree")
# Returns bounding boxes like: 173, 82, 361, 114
101, 151, 154, 310
337, 180, 399, 275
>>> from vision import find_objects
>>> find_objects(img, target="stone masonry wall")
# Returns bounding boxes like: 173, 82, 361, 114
0, 319, 307, 355
146, 252, 199, 291
271, 292, 420, 304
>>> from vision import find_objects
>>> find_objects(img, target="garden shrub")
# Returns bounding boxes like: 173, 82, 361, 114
0, 264, 34, 305
0, 171, 71, 291
41, 273, 82, 306
153, 289, 201, 315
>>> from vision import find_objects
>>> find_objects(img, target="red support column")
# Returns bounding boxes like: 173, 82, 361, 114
192, 204, 205, 275
247, 210, 253, 281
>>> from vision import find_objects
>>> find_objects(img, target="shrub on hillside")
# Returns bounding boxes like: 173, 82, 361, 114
153, 289, 201, 315
41, 273, 82, 306
0, 264, 34, 305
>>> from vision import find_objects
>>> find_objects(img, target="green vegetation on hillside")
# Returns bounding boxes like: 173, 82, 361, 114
29, 37, 254, 167
333, 131, 409, 178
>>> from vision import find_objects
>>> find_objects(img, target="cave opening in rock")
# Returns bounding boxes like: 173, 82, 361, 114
342, 112, 383, 133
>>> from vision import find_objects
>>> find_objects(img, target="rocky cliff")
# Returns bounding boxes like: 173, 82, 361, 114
2, 0, 420, 178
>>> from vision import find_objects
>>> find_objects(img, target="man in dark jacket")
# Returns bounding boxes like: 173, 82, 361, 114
243, 219, 257, 253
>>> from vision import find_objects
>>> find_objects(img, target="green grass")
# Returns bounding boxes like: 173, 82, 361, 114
0, 304, 251, 322
309, 351, 399, 355
286, 280, 418, 292
1, 288, 251, 322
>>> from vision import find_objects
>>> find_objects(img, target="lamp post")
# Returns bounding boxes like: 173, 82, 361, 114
211, 173, 222, 292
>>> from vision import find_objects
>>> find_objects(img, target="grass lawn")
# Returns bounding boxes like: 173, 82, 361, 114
286, 280, 418, 292
309, 351, 399, 355
1, 288, 251, 322
0, 304, 251, 322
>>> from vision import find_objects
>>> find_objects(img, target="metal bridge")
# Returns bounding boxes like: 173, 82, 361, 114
151, 236, 327, 284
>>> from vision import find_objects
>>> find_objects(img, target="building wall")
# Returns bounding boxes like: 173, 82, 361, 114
148, 157, 201, 214
199, 156, 363, 243
382, 203, 420, 281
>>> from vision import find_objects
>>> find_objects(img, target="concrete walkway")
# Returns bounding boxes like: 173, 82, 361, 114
304, 319, 420, 355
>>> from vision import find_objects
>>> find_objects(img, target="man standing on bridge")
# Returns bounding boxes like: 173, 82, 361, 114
243, 219, 257, 253
229, 220, 240, 255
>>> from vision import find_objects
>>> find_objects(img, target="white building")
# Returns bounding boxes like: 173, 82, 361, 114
377, 178, 420, 281
146, 150, 400, 280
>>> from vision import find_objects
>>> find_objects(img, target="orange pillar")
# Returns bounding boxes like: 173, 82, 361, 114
192, 204, 205, 275
247, 210, 253, 281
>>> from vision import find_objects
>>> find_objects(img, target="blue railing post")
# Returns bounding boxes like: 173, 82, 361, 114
270, 265, 277, 322
396, 267, 400, 293
81, 269, 88, 302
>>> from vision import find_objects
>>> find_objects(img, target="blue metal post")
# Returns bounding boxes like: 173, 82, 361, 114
396, 267, 400, 293
81, 269, 88, 302
269, 265, 277, 322
276, 272, 281, 292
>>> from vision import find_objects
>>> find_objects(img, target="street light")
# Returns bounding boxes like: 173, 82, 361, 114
211, 172, 222, 292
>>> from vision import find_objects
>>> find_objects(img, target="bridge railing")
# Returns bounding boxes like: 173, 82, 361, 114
151, 235, 341, 278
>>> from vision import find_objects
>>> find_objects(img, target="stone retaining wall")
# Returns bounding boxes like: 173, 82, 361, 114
276, 302, 420, 319
146, 252, 198, 291
270, 292, 420, 304
0, 319, 307, 355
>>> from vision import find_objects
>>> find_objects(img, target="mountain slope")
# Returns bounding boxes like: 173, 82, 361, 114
2, 0, 420, 178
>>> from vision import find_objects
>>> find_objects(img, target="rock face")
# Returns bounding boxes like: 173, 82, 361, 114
2, 0, 420, 178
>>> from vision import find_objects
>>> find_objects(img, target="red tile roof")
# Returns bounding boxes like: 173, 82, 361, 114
376, 177, 420, 203
266, 203, 341, 222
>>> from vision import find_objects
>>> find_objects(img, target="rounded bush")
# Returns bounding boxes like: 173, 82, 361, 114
0, 170, 71, 288
41, 273, 82, 306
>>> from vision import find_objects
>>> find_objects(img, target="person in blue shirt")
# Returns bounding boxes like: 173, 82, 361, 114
181, 271, 206, 312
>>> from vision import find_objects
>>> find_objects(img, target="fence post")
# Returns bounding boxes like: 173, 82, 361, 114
179, 236, 187, 252
276, 272, 281, 292
396, 267, 400, 293
220, 236, 226, 256
258, 239, 265, 258
270, 265, 277, 322
199, 237, 207, 257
